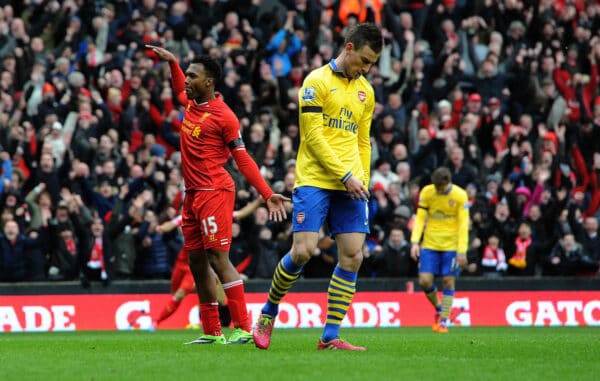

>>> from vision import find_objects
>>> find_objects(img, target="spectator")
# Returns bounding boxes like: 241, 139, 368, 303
107, 183, 140, 280
573, 216, 600, 271
47, 192, 92, 281
133, 209, 170, 279
480, 234, 507, 278
24, 183, 53, 232
265, 12, 302, 79
374, 226, 415, 277
0, 220, 46, 282
447, 145, 477, 189
47, 221, 81, 281
80, 216, 113, 288
370, 158, 398, 190
507, 221, 539, 276
544, 232, 600, 276
245, 226, 283, 279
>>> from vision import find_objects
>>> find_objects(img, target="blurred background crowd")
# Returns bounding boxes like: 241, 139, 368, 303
1, 0, 600, 285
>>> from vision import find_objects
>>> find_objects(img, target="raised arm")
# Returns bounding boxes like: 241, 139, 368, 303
145, 45, 187, 104
233, 197, 264, 222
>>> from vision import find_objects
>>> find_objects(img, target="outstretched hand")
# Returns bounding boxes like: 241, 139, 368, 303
266, 194, 291, 222
145, 45, 176, 63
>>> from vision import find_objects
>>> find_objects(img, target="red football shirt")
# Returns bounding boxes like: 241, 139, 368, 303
169, 60, 273, 199
178, 94, 239, 191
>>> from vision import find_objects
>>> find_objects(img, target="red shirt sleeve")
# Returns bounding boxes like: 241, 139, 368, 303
168, 61, 188, 105
231, 148, 274, 201
223, 110, 274, 200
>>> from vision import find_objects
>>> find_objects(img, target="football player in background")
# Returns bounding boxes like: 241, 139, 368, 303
410, 167, 470, 333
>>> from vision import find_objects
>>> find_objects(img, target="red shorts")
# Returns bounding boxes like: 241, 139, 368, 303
182, 189, 234, 252
171, 256, 195, 294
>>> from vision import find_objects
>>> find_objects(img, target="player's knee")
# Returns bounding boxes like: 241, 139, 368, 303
337, 248, 363, 272
442, 277, 455, 290
343, 249, 363, 265
418, 277, 433, 290
291, 243, 315, 263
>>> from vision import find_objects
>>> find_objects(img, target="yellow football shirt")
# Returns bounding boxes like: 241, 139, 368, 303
295, 60, 374, 191
410, 184, 470, 254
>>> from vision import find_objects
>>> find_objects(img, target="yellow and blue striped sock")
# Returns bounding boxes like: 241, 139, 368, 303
261, 253, 303, 317
424, 285, 441, 313
322, 265, 357, 342
441, 289, 455, 323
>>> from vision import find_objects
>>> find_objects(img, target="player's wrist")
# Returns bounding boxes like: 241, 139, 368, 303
457, 252, 467, 257
341, 171, 352, 184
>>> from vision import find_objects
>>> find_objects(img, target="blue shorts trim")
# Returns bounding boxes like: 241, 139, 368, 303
419, 249, 459, 276
292, 186, 369, 236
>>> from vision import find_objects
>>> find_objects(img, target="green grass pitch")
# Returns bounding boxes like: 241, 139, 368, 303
1, 327, 598, 381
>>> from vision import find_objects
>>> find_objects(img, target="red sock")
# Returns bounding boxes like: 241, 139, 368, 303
155, 298, 180, 325
223, 280, 250, 331
199, 303, 222, 336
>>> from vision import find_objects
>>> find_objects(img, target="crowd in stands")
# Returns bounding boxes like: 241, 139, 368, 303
1, 0, 600, 285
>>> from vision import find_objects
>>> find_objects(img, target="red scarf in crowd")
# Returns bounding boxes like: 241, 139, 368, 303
482, 246, 506, 268
509, 237, 531, 269
88, 237, 105, 272
65, 238, 76, 255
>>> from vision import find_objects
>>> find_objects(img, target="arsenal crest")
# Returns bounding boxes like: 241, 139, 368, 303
448, 199, 455, 207
358, 90, 366, 103
296, 212, 305, 224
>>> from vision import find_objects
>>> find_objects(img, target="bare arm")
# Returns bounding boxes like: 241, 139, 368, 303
233, 197, 264, 221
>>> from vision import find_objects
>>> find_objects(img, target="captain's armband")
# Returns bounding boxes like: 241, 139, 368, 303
228, 138, 245, 151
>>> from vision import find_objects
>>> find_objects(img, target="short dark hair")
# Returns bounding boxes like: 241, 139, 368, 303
431, 167, 452, 187
345, 23, 383, 53
191, 55, 223, 81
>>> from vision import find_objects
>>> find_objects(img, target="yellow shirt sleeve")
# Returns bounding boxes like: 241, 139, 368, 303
456, 192, 470, 254
358, 90, 374, 187
299, 73, 351, 182
410, 185, 430, 244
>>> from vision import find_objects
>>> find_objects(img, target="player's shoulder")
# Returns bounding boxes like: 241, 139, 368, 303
302, 64, 330, 86
214, 97, 239, 120
450, 184, 468, 200
421, 184, 436, 196
418, 184, 435, 201
308, 64, 329, 78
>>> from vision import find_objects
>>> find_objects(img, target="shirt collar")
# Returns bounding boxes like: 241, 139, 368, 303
328, 59, 360, 80
193, 93, 221, 107
437, 184, 453, 195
